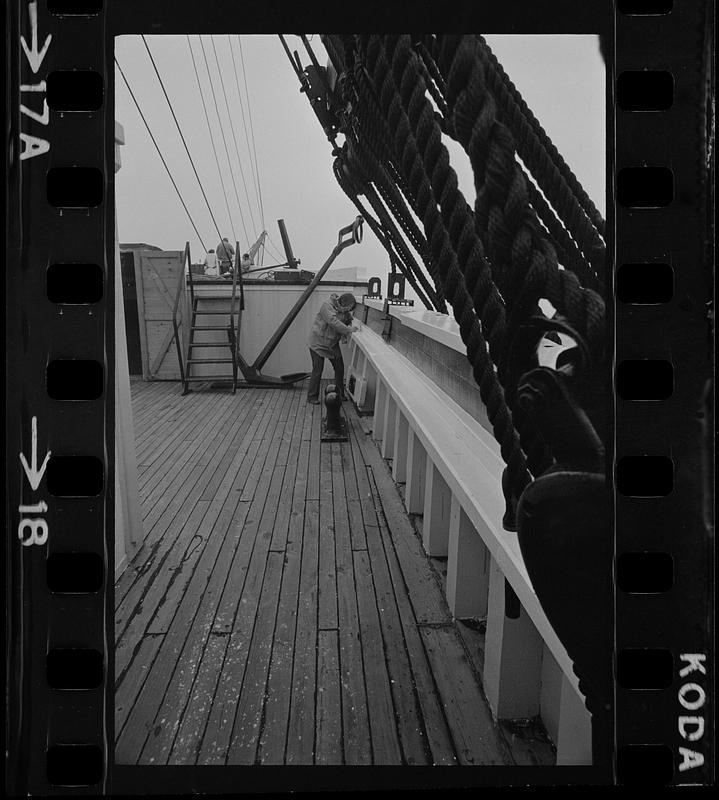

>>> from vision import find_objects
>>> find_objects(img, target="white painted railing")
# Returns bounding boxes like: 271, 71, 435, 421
346, 311, 593, 765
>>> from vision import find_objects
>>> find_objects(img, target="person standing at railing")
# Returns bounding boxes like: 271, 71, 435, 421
217, 237, 235, 276
306, 292, 359, 404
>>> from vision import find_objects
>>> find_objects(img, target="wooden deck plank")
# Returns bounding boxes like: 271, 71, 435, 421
353, 549, 403, 764
331, 442, 372, 765
365, 466, 430, 765
268, 398, 308, 552
257, 407, 314, 763
115, 634, 164, 745
315, 629, 342, 765
318, 439, 338, 631
226, 551, 285, 765
369, 470, 459, 766
347, 414, 450, 625
340, 414, 368, 552
285, 498, 319, 764
420, 625, 512, 766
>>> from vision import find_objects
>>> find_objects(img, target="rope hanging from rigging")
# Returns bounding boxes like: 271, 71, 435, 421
289, 32, 607, 516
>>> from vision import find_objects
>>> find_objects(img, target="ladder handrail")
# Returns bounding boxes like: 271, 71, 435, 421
171, 241, 191, 390
229, 243, 241, 391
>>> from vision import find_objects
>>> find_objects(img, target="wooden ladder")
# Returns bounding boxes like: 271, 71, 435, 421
181, 242, 242, 395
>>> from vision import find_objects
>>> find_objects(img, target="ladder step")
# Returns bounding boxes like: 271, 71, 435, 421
187, 358, 233, 364
185, 375, 237, 381
193, 309, 240, 315
188, 342, 232, 348
191, 325, 231, 331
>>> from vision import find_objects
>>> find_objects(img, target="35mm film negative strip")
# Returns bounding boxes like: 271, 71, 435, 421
4, 0, 714, 792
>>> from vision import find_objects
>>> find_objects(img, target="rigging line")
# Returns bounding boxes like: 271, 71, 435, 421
210, 35, 260, 239
228, 35, 264, 230
115, 56, 207, 252
198, 35, 248, 247
140, 35, 226, 250
263, 233, 286, 262
237, 35, 266, 232
187, 35, 240, 247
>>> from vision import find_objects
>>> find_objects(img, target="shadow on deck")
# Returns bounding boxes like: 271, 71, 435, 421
115, 379, 554, 766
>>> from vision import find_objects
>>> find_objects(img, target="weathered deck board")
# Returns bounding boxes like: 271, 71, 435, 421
116, 381, 553, 767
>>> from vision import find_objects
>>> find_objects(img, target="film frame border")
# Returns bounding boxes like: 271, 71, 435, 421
4, 0, 714, 792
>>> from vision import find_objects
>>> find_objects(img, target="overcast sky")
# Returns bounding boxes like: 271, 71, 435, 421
114, 34, 605, 280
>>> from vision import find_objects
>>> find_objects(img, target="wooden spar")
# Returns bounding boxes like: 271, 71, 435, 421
277, 218, 299, 269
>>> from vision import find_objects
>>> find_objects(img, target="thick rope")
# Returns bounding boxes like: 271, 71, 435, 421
475, 34, 606, 239
420, 34, 606, 278
524, 173, 603, 292
362, 34, 539, 491
439, 35, 605, 368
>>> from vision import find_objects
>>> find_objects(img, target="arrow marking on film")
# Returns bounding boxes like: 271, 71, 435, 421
19, 416, 51, 491
20, 1, 52, 74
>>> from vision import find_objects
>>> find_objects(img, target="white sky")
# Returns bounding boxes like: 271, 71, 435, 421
114, 34, 605, 281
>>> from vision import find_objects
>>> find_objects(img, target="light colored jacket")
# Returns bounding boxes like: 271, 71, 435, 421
203, 251, 219, 276
308, 294, 354, 358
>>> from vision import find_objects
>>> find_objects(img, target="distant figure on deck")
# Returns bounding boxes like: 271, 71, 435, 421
240, 253, 253, 274
203, 248, 219, 277
217, 238, 235, 276
306, 292, 359, 405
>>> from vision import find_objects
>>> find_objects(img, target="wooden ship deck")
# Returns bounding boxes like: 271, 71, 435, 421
115, 379, 554, 766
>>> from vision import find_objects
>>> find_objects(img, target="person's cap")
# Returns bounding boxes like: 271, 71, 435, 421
339, 292, 357, 308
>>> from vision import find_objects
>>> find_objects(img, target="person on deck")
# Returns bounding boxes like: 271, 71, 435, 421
217, 237, 235, 276
306, 292, 359, 405
240, 253, 253, 273
203, 248, 219, 277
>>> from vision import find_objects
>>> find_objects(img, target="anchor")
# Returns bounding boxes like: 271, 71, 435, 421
221, 216, 364, 389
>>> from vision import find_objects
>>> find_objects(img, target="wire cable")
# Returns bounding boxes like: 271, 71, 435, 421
186, 35, 238, 247
229, 35, 265, 231
140, 35, 226, 249
237, 35, 267, 233
115, 56, 207, 252
198, 35, 248, 248
210, 35, 260, 239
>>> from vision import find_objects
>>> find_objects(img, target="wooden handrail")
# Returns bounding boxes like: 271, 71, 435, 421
171, 241, 191, 388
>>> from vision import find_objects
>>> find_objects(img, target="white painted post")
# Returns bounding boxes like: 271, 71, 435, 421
392, 412, 409, 484
405, 430, 426, 514
483, 556, 543, 719
422, 461, 451, 557
555, 676, 593, 765
381, 394, 397, 459
372, 379, 387, 442
446, 495, 489, 619
114, 121, 144, 579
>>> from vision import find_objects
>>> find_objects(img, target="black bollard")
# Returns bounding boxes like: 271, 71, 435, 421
321, 384, 348, 441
